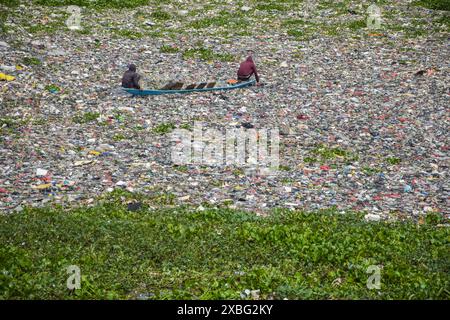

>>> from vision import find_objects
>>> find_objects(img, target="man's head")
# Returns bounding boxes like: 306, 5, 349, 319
128, 64, 137, 72
246, 50, 255, 61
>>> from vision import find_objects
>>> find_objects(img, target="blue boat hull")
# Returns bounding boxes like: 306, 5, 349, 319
123, 80, 255, 96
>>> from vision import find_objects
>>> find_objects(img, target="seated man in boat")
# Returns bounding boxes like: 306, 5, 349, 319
237, 51, 260, 85
121, 64, 141, 90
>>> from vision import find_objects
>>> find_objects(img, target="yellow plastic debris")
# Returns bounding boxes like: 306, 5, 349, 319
0, 73, 15, 81
88, 150, 101, 156
33, 184, 52, 190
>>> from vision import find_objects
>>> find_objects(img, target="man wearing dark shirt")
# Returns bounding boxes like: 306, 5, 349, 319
121, 64, 141, 90
237, 52, 260, 85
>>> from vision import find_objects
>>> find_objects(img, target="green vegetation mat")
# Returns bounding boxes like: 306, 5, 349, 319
1, 203, 448, 299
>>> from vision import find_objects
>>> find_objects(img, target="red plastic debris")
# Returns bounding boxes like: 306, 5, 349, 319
296, 114, 309, 120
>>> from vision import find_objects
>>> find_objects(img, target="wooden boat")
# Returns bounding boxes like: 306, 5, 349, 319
122, 79, 255, 96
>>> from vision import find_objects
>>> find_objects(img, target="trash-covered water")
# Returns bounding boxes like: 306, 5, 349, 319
0, 2, 448, 220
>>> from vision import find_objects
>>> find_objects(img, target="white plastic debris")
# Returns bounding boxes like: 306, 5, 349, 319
365, 214, 381, 222
36, 168, 48, 176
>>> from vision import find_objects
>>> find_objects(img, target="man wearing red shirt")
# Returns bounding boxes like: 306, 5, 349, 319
237, 51, 261, 85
